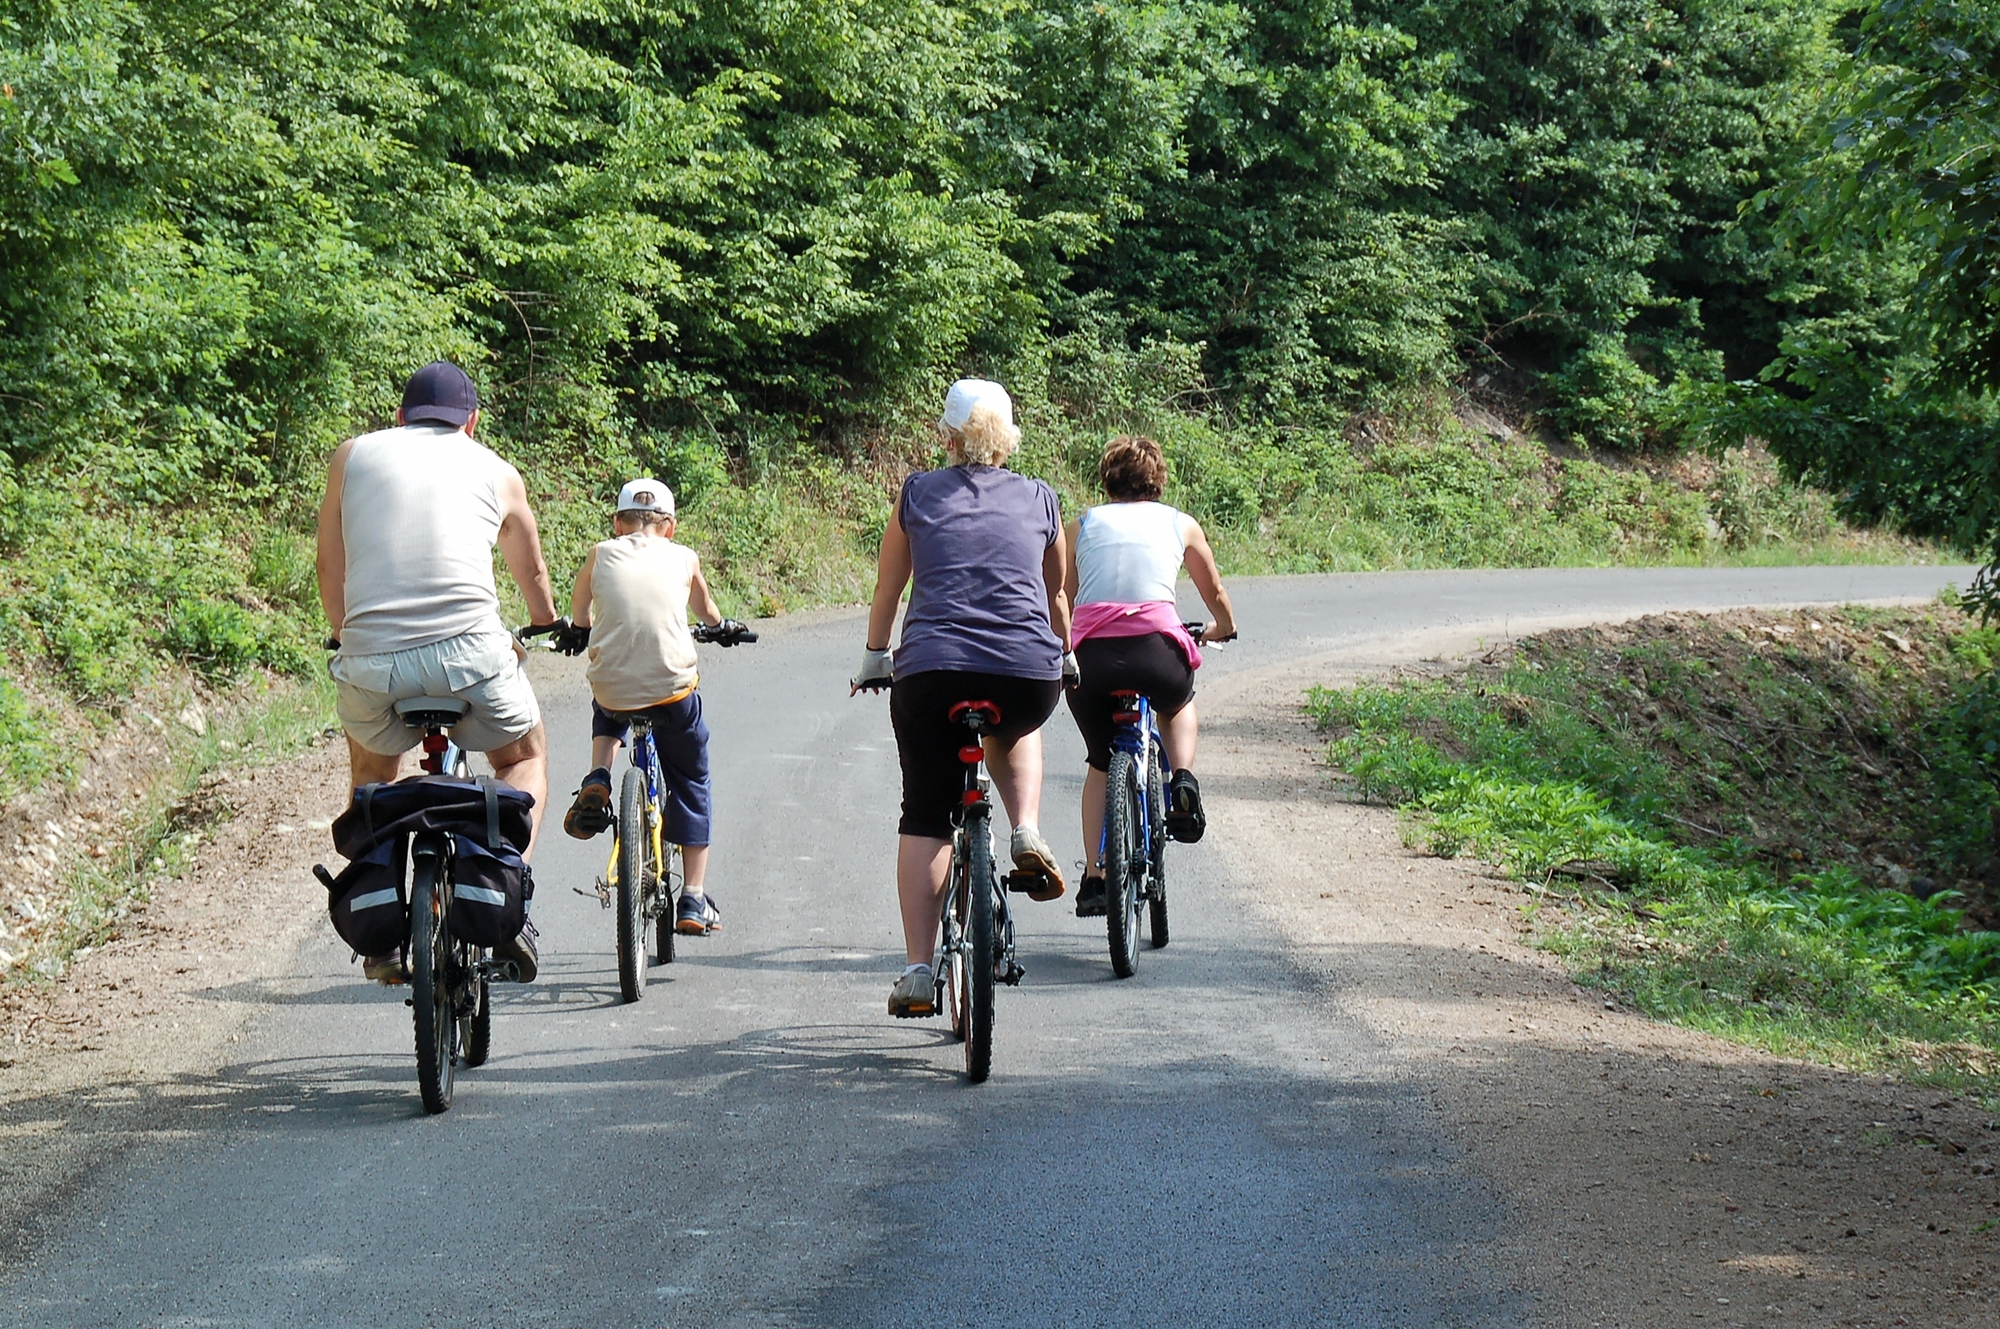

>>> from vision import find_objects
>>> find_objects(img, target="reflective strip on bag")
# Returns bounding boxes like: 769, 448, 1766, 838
349, 888, 401, 912
453, 883, 509, 908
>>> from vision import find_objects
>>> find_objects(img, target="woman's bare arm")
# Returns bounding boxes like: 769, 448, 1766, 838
1181, 519, 1237, 640
865, 503, 912, 652
1043, 532, 1071, 647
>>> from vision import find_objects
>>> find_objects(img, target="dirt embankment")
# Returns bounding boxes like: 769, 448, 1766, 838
1198, 633, 1999, 1328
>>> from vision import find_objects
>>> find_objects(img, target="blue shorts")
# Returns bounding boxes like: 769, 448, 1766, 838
590, 693, 712, 847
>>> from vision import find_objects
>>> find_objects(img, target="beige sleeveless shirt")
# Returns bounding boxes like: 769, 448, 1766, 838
337, 424, 515, 656
585, 534, 700, 710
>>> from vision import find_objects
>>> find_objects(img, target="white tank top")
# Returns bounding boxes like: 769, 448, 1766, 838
585, 534, 701, 710
1075, 501, 1188, 606
338, 425, 514, 655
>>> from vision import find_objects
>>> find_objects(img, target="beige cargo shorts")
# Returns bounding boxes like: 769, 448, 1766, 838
330, 630, 540, 756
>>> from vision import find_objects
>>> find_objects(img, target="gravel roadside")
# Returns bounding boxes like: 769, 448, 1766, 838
0, 739, 348, 1271
1199, 631, 2000, 1327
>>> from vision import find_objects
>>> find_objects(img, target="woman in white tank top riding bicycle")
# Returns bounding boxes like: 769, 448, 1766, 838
1063, 435, 1237, 918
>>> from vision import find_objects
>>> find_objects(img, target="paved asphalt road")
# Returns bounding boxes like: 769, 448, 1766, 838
3, 565, 1974, 1328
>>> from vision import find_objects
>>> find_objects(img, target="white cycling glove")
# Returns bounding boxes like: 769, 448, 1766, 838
852, 647, 894, 690
1061, 650, 1081, 688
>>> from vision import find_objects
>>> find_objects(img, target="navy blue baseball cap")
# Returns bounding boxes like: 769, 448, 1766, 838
400, 360, 479, 427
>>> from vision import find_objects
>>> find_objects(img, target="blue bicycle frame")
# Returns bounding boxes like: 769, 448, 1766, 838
1100, 692, 1166, 871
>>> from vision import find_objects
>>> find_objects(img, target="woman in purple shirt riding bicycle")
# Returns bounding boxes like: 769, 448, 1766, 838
852, 379, 1072, 1019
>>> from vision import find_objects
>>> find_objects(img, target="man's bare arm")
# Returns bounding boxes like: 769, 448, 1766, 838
495, 466, 560, 624
568, 548, 598, 626
314, 440, 354, 637
688, 559, 724, 627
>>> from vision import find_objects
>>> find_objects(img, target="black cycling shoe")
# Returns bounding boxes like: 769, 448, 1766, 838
564, 768, 613, 839
1074, 875, 1107, 917
1167, 769, 1205, 843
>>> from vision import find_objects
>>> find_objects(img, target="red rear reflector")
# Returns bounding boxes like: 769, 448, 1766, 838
1111, 712, 1140, 725
422, 735, 449, 754
959, 745, 983, 764
962, 788, 983, 806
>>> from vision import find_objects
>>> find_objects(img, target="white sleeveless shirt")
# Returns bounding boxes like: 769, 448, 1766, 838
1075, 501, 1189, 606
338, 424, 514, 655
585, 534, 701, 710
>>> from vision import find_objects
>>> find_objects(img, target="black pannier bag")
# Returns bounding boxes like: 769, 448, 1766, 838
317, 836, 408, 957
319, 774, 536, 951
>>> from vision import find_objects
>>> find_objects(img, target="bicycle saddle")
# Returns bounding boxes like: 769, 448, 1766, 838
394, 696, 470, 727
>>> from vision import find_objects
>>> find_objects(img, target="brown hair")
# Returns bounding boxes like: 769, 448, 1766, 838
1099, 435, 1167, 501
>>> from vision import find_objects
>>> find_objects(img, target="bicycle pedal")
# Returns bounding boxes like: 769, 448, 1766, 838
1001, 962, 1026, 986
1004, 870, 1051, 894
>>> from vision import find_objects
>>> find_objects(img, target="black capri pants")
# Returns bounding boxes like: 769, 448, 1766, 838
1065, 633, 1195, 770
890, 669, 1062, 839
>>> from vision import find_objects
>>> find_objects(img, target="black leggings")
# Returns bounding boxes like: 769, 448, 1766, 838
1066, 633, 1195, 770
890, 670, 1061, 839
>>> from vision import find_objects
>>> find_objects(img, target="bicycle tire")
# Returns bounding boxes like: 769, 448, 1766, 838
1104, 751, 1143, 978
964, 811, 996, 1083
616, 768, 648, 1003
656, 843, 678, 964
410, 847, 456, 1113
462, 965, 491, 1068
1146, 751, 1169, 948
940, 858, 968, 1044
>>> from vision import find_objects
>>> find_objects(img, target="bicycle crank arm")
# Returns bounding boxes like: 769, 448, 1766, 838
572, 879, 614, 908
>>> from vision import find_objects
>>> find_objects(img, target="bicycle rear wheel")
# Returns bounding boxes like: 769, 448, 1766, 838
964, 812, 996, 1083
616, 768, 648, 1003
656, 845, 677, 965
1104, 752, 1143, 978
462, 962, 491, 1068
940, 857, 968, 1044
1146, 752, 1169, 949
410, 847, 457, 1114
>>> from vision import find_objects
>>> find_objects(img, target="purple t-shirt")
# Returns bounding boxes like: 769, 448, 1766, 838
895, 465, 1063, 680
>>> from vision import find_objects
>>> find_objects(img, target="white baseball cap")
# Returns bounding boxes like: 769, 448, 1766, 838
615, 478, 675, 516
940, 378, 1012, 432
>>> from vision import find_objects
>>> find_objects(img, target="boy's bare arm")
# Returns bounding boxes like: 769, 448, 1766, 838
569, 548, 598, 625
314, 439, 354, 635
688, 560, 724, 627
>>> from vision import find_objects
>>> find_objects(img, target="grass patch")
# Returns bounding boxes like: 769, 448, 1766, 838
1306, 602, 2000, 1087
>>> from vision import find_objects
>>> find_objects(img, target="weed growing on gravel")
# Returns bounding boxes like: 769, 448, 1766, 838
1308, 604, 2000, 1085
6, 676, 336, 983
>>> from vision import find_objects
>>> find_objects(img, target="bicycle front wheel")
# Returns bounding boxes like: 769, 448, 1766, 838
1147, 751, 1169, 949
964, 812, 996, 1084
616, 768, 648, 1003
410, 848, 457, 1114
1104, 751, 1143, 978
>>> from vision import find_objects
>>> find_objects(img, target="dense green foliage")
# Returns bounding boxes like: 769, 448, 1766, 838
0, 0, 1977, 740
1308, 605, 2000, 1081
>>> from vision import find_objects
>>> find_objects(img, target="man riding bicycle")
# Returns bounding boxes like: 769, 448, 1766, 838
315, 360, 562, 984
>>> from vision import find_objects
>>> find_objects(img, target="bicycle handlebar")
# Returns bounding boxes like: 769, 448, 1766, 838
693, 619, 758, 646
1183, 621, 1238, 644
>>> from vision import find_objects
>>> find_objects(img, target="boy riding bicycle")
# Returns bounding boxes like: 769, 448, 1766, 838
558, 479, 744, 936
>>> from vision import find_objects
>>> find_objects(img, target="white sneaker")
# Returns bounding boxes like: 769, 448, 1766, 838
1009, 825, 1066, 901
888, 966, 936, 1018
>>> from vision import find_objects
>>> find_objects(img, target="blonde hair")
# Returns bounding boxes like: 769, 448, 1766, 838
949, 402, 1022, 467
